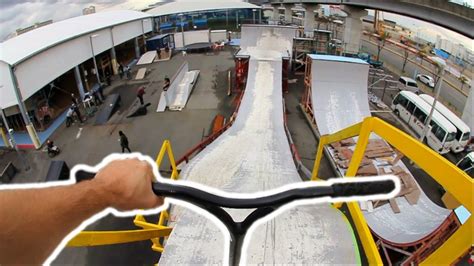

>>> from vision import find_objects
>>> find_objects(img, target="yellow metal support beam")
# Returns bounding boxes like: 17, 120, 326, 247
67, 228, 172, 247
310, 117, 473, 264
311, 121, 363, 181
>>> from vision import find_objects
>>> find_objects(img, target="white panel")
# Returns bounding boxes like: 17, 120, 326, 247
310, 60, 370, 135
113, 20, 143, 45
0, 62, 17, 108
143, 18, 152, 33
15, 35, 91, 101
173, 32, 184, 48
183, 30, 209, 45
90, 28, 113, 55
210, 30, 227, 43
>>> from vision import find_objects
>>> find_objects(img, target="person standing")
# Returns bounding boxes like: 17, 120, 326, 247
118, 64, 124, 79
137, 86, 145, 105
163, 77, 171, 105
71, 103, 83, 123
118, 131, 131, 153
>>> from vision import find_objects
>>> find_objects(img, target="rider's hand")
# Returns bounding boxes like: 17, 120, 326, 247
93, 159, 163, 211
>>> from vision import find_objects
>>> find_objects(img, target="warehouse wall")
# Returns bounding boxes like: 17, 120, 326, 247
3, 18, 152, 108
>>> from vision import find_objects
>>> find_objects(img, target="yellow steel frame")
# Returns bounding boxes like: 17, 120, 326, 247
67, 140, 179, 254
310, 117, 473, 265
134, 140, 179, 252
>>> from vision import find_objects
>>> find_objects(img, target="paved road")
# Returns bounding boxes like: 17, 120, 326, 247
361, 37, 468, 114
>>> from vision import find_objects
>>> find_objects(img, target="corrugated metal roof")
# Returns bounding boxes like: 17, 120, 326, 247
147, 1, 260, 17
0, 10, 151, 65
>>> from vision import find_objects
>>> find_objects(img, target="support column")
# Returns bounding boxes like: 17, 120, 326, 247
110, 47, 118, 75
341, 5, 367, 55
303, 4, 318, 37
272, 6, 280, 21
9, 66, 40, 149
134, 37, 140, 59
110, 28, 118, 75
0, 109, 11, 148
74, 66, 86, 100
284, 4, 293, 24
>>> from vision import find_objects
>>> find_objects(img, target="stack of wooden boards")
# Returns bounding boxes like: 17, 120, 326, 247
330, 138, 420, 213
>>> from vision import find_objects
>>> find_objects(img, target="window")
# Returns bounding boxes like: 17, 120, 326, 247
457, 157, 472, 172
413, 108, 427, 123
434, 126, 447, 142
430, 121, 439, 134
398, 95, 408, 107
462, 132, 470, 141
446, 132, 456, 142
407, 81, 418, 88
407, 102, 416, 114
399, 78, 406, 85
393, 94, 400, 105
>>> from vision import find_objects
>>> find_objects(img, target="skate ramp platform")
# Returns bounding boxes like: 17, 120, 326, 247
309, 55, 451, 245
237, 25, 297, 59
159, 26, 359, 265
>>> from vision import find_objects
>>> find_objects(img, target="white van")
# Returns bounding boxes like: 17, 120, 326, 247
398, 76, 419, 94
419, 94, 471, 153
391, 91, 457, 154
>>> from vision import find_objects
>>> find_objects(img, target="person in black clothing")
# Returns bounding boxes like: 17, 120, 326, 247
163, 77, 170, 91
118, 64, 124, 79
119, 131, 131, 153
71, 103, 83, 123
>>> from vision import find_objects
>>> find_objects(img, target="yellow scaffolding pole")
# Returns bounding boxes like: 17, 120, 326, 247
68, 228, 172, 247
68, 140, 179, 253
310, 117, 473, 264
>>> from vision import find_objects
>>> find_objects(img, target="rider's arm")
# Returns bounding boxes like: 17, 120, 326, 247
0, 159, 163, 264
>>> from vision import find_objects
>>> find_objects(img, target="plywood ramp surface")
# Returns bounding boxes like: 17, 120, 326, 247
159, 26, 358, 265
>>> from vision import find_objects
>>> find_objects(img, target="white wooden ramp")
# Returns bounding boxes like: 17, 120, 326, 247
156, 61, 199, 112
308, 54, 451, 245
136, 51, 157, 65
159, 25, 359, 265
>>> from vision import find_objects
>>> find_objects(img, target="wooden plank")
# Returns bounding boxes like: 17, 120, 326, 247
389, 199, 401, 213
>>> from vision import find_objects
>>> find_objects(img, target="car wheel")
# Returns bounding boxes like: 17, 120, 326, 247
394, 110, 400, 116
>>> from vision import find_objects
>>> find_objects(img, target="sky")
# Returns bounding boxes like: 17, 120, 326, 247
0, 0, 473, 49
0, 0, 162, 40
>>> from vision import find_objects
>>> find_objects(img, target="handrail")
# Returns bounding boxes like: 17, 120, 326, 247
310, 117, 473, 264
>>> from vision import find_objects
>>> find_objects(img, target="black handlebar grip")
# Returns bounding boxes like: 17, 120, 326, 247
332, 180, 396, 197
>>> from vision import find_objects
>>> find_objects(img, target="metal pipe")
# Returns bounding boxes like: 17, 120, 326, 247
420, 63, 445, 143
89, 34, 101, 85
8, 65, 40, 149
1, 99, 30, 170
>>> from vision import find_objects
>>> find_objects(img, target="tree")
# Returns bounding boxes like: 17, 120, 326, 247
401, 49, 409, 73
376, 32, 391, 61
459, 75, 468, 91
